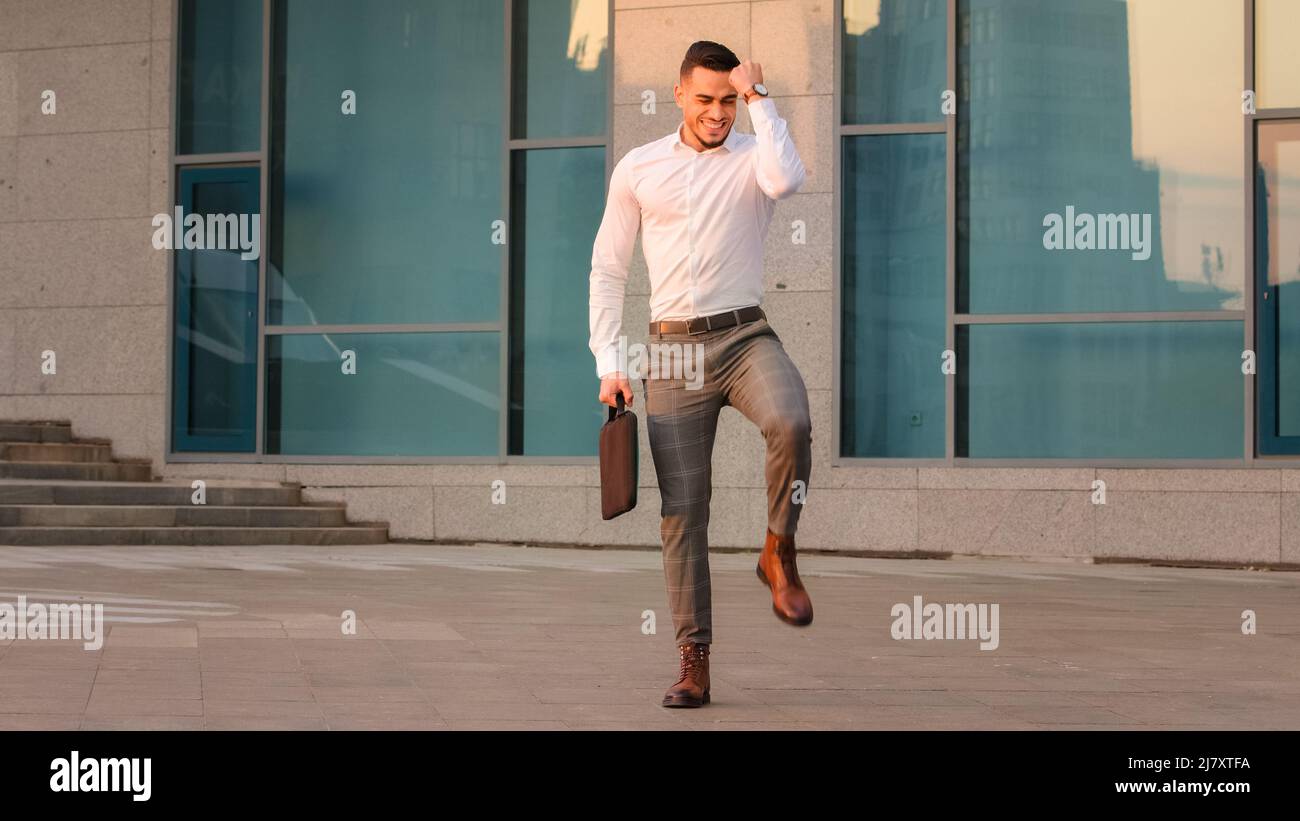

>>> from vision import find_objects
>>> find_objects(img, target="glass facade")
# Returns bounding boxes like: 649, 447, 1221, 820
1256, 0, 1300, 109
265, 332, 500, 456
1257, 121, 1300, 454
268, 0, 504, 327
171, 0, 609, 460
958, 0, 1243, 315
959, 321, 1243, 459
839, 0, 1281, 463
177, 0, 262, 155
841, 134, 947, 458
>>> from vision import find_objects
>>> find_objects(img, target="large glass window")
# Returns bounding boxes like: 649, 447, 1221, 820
512, 0, 608, 139
178, 0, 263, 155
269, 0, 504, 326
171, 167, 260, 453
839, 0, 1257, 462
509, 147, 606, 456
265, 333, 499, 456
842, 0, 947, 125
839, 0, 948, 459
959, 321, 1243, 458
1256, 121, 1300, 455
173, 0, 610, 461
1256, 0, 1300, 109
841, 134, 947, 458
958, 0, 1244, 315
507, 0, 608, 457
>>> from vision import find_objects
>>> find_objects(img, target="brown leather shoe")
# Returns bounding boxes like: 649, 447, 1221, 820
757, 528, 813, 626
661, 642, 710, 708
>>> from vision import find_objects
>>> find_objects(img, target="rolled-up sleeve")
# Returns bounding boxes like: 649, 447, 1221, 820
747, 96, 806, 200
589, 152, 641, 378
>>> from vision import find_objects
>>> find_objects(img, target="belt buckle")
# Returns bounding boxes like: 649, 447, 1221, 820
688, 314, 711, 335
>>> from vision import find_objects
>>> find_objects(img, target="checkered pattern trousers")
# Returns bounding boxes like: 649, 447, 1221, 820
641, 314, 812, 648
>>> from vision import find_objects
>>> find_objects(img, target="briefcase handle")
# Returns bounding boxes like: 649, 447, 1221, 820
608, 391, 626, 422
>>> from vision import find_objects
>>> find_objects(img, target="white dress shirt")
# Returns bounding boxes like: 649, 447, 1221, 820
588, 96, 807, 378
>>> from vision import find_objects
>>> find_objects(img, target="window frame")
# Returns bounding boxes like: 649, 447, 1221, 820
165, 0, 614, 465
833, 0, 1299, 467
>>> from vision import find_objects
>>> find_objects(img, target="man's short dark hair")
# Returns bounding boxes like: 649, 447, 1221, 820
679, 40, 739, 82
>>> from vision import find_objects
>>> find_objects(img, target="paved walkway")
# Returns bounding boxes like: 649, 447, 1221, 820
0, 544, 1296, 730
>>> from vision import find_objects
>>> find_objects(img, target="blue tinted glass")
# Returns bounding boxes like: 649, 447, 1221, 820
178, 0, 262, 154
266, 333, 499, 456
172, 169, 260, 452
960, 321, 1243, 458
843, 0, 947, 125
958, 0, 1243, 313
269, 0, 504, 326
510, 147, 605, 456
513, 0, 608, 139
1257, 121, 1300, 453
841, 134, 947, 457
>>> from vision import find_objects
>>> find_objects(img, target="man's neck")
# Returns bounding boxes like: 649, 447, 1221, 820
678, 122, 719, 153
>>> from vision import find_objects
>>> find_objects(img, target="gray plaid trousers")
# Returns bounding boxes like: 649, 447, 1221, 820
641, 315, 812, 648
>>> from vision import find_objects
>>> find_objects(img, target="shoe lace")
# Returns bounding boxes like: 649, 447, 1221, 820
676, 644, 707, 682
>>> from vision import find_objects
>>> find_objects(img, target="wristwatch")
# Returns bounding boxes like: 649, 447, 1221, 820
744, 82, 769, 103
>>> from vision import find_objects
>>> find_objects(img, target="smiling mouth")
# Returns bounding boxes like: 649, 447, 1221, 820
702, 119, 728, 131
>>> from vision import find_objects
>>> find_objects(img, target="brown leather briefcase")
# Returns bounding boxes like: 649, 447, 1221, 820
599, 392, 638, 520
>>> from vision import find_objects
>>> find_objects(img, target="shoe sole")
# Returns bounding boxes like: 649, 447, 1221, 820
661, 689, 710, 708
756, 564, 814, 627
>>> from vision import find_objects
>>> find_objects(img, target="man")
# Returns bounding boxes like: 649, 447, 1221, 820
588, 40, 814, 708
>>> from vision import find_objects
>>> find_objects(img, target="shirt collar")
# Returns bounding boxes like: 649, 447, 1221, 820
672, 121, 741, 154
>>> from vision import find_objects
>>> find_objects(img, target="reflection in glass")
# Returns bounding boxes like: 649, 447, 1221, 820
958, 0, 1243, 313
513, 0, 608, 139
172, 170, 260, 452
841, 134, 946, 458
269, 0, 504, 326
1257, 0, 1300, 109
265, 333, 499, 456
959, 321, 1242, 458
842, 0, 946, 125
1257, 122, 1300, 449
509, 147, 605, 456
178, 0, 262, 155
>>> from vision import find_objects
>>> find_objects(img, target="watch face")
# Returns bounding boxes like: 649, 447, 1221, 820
752, 83, 769, 96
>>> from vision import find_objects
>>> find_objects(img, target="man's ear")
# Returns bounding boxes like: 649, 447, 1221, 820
673, 83, 684, 108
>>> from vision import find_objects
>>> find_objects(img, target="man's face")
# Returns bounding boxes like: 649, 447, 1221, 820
674, 66, 737, 149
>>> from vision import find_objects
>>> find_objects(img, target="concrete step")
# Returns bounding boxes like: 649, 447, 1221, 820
0, 421, 73, 443
0, 441, 115, 463
0, 480, 304, 506
0, 461, 154, 482
0, 504, 348, 528
0, 525, 390, 546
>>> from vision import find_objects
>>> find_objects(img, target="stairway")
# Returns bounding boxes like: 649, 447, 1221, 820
0, 420, 388, 545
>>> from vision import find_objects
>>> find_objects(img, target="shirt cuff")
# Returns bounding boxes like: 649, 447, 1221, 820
596, 346, 624, 379
746, 95, 778, 126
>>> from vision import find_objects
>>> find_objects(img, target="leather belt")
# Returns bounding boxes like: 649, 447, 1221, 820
649, 305, 765, 336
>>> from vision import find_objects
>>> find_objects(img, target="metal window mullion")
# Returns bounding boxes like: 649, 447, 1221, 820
499, 0, 513, 464
257, 0, 271, 458
1245, 0, 1256, 464
164, 0, 180, 461
946, 0, 957, 464
831, 0, 842, 465
842, 122, 946, 135
955, 311, 1245, 324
